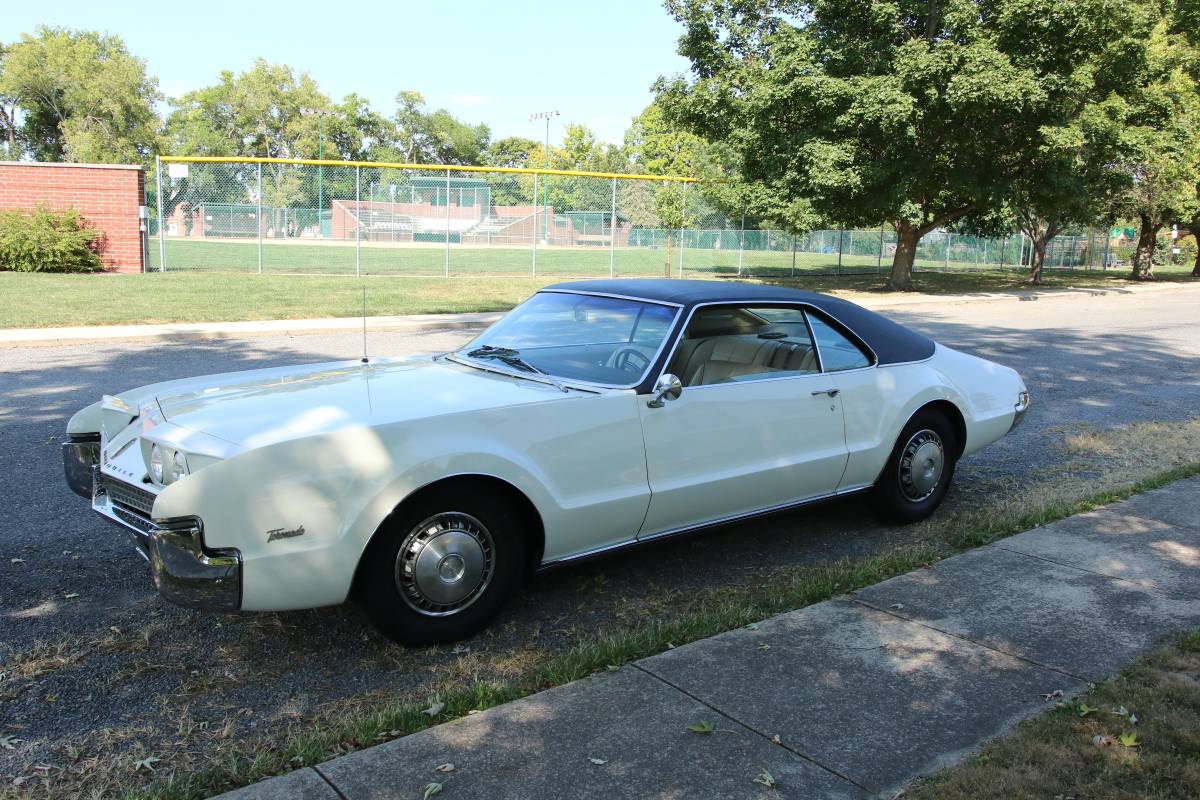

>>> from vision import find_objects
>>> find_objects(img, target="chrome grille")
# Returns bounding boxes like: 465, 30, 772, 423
98, 475, 156, 516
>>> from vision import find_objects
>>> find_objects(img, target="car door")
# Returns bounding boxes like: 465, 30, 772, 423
636, 303, 850, 537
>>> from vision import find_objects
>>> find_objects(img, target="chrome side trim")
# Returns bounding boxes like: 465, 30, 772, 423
540, 289, 685, 309
537, 485, 873, 570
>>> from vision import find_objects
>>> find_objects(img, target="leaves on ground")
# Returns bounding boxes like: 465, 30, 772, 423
588, 757, 608, 765
133, 756, 160, 772
422, 696, 445, 717
754, 768, 777, 788
1075, 702, 1097, 717
436, 763, 455, 773
0, 734, 21, 750
688, 721, 715, 734
423, 781, 443, 799
1118, 732, 1140, 748
1042, 689, 1064, 701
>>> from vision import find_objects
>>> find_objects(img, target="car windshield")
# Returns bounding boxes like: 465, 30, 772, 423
456, 292, 678, 386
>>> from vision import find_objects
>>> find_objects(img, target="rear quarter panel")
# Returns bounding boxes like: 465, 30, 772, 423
835, 345, 1022, 489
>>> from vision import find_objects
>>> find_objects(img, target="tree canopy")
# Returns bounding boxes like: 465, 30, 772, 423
0, 26, 161, 163
656, 0, 1175, 287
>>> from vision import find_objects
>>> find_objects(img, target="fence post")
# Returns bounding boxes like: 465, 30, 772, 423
1068, 235, 1077, 270
444, 169, 451, 278
737, 210, 745, 276
1102, 228, 1111, 271
877, 223, 885, 273
837, 227, 844, 275
609, 177, 617, 278
944, 232, 951, 270
678, 183, 686, 279
155, 156, 166, 272
791, 235, 797, 277
531, 173, 538, 276
355, 166, 361, 277
255, 163, 263, 274
1018, 232, 1026, 269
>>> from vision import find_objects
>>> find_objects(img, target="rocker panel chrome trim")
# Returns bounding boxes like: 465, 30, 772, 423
536, 485, 873, 570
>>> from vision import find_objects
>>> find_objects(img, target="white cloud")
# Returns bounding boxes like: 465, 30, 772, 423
449, 95, 489, 107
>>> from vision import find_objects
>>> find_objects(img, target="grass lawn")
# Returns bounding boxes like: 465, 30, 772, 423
906, 630, 1200, 800
1, 253, 1195, 328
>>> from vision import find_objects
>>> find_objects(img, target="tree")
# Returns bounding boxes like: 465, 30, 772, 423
484, 136, 542, 169
391, 90, 489, 165
1113, 21, 1200, 281
0, 26, 160, 163
0, 44, 19, 158
657, 0, 1151, 289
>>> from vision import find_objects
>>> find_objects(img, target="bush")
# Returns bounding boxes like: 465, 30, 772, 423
0, 206, 104, 273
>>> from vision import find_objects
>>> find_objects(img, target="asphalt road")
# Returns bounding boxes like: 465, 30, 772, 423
2, 286, 1199, 788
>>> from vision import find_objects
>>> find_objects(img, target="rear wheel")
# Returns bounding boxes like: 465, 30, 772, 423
874, 409, 958, 524
356, 484, 527, 645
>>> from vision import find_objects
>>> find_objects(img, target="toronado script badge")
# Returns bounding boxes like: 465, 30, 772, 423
266, 525, 306, 542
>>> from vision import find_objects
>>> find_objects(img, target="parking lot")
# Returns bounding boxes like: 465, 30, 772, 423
3, 285, 1200, 791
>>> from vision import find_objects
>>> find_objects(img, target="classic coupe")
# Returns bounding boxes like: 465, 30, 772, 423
63, 280, 1028, 644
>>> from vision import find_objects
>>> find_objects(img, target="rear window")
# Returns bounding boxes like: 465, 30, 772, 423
807, 313, 872, 371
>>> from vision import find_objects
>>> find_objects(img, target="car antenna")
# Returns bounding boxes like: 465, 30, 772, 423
361, 286, 369, 364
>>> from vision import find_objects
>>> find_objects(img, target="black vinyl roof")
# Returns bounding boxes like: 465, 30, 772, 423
543, 279, 936, 366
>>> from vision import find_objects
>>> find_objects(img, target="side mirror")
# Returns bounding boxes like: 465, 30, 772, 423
647, 373, 683, 408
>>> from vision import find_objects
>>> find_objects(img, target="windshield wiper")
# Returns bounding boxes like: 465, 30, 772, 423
465, 346, 568, 393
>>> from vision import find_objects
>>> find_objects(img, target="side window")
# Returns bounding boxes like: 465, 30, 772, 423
671, 305, 821, 387
806, 312, 872, 372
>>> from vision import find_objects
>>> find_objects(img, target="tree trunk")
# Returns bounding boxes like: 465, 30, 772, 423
664, 233, 673, 278
1028, 236, 1047, 284
1192, 245, 1200, 277
1130, 215, 1159, 280
889, 221, 920, 290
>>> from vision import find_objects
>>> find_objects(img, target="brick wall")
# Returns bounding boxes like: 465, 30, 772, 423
0, 161, 146, 272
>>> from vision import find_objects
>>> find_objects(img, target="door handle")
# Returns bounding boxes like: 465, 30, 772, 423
812, 388, 840, 397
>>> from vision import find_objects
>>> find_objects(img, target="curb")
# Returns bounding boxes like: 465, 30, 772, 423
1, 280, 1192, 347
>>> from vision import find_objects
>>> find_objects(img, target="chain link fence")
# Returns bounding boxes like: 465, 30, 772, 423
151, 158, 1122, 277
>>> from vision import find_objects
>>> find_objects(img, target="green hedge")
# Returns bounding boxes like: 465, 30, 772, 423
0, 206, 103, 273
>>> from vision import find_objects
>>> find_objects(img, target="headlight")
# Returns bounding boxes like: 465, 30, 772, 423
168, 450, 188, 482
149, 444, 164, 483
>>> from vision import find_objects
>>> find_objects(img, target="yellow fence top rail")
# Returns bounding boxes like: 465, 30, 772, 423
158, 155, 700, 183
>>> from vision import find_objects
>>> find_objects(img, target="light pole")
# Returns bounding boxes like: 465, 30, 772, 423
530, 110, 559, 244
300, 108, 347, 234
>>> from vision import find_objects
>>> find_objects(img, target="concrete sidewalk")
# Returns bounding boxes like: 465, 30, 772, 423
4, 280, 1190, 347
216, 477, 1200, 800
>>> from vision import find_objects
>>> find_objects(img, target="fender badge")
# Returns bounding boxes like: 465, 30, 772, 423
266, 525, 306, 543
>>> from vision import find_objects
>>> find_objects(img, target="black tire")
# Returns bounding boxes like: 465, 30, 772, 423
874, 408, 959, 524
355, 483, 527, 645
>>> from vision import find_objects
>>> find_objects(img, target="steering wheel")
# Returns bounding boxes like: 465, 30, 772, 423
611, 347, 651, 376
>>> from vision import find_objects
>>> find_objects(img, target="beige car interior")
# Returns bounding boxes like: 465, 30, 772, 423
668, 307, 821, 387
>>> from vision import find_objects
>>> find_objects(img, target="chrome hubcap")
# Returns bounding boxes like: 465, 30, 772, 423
396, 512, 494, 616
899, 429, 945, 503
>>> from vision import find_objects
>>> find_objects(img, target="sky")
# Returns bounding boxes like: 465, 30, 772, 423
0, 0, 691, 146
2, 0, 693, 146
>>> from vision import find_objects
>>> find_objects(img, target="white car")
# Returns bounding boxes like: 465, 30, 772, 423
63, 280, 1029, 644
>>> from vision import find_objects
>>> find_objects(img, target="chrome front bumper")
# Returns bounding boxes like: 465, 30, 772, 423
62, 441, 242, 612
1010, 390, 1031, 432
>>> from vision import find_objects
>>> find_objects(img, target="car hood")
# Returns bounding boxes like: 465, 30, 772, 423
148, 356, 575, 449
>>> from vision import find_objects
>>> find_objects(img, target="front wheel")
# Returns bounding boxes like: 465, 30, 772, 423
874, 409, 958, 524
355, 484, 527, 645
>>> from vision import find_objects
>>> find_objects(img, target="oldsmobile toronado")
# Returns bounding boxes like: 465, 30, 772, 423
63, 280, 1028, 644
